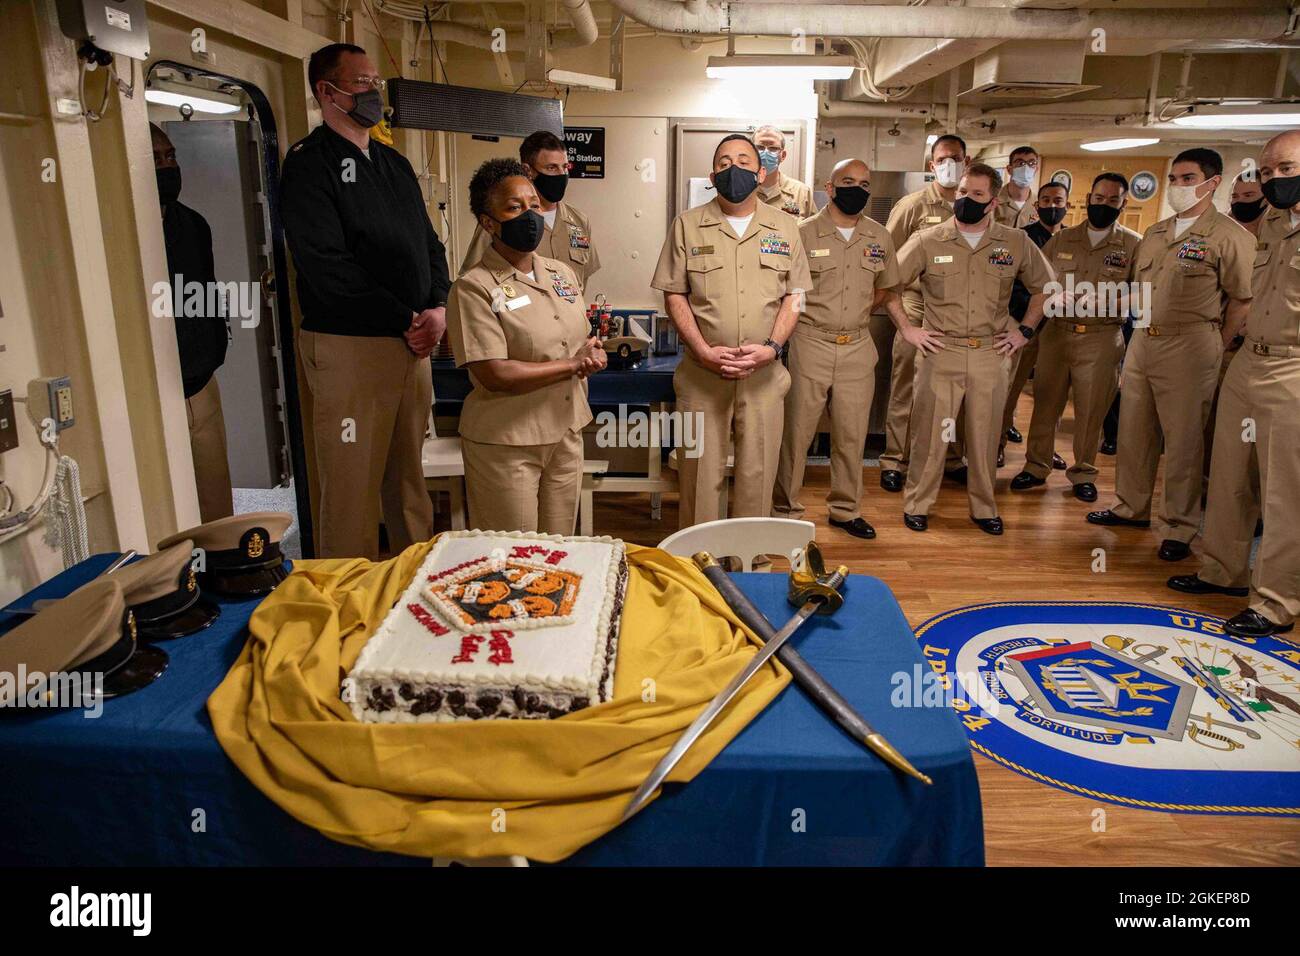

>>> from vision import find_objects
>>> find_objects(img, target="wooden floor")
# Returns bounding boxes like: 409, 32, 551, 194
586, 391, 1300, 867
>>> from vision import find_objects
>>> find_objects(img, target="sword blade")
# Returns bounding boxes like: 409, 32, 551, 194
621, 569, 846, 821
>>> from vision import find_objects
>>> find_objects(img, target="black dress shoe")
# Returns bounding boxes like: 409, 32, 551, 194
945, 466, 968, 486
1086, 510, 1151, 528
1005, 426, 1023, 444
1225, 609, 1295, 639
880, 470, 904, 493
1052, 453, 1067, 470
997, 449, 1005, 468
971, 515, 1004, 535
1100, 439, 1117, 456
830, 516, 876, 539
1158, 539, 1192, 562
1010, 471, 1045, 491
903, 513, 928, 532
1167, 574, 1249, 597
1073, 482, 1098, 503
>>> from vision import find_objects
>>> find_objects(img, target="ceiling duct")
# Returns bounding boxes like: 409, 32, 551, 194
964, 41, 1098, 99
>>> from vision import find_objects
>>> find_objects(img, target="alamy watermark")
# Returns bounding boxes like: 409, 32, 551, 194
592, 405, 704, 459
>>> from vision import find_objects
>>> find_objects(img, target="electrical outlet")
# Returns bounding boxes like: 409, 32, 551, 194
0, 390, 17, 454
26, 376, 73, 431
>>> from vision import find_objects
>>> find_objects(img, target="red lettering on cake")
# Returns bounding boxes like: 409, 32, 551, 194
427, 558, 483, 583
451, 634, 485, 663
509, 545, 547, 559
544, 550, 567, 565
488, 630, 515, 666
406, 602, 449, 636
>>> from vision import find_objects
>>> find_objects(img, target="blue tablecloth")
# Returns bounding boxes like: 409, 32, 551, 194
432, 352, 681, 407
0, 555, 982, 866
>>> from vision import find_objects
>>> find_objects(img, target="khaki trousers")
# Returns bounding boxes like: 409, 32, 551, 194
1024, 322, 1125, 483
1198, 347, 1300, 626
674, 357, 789, 528
880, 301, 923, 473
999, 336, 1039, 444
1110, 326, 1222, 543
462, 429, 583, 535
1203, 340, 1242, 479
301, 330, 433, 560
904, 343, 1013, 519
880, 300, 965, 474
185, 376, 234, 523
773, 327, 875, 522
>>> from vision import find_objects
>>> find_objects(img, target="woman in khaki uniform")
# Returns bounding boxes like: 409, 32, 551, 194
445, 159, 606, 534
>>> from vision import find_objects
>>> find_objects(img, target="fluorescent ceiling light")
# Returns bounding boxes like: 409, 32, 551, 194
705, 54, 857, 81
1080, 137, 1160, 152
145, 88, 241, 115
1172, 106, 1300, 128
926, 134, 938, 145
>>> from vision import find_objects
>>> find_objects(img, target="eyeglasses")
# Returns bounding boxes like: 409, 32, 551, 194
1010, 157, 1039, 169
337, 76, 386, 92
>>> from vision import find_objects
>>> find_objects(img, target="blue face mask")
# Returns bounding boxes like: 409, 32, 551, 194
758, 148, 781, 173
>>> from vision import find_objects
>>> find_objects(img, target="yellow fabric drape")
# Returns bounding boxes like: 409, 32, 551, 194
208, 542, 789, 862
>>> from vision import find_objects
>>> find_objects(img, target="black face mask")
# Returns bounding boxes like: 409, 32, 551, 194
493, 209, 545, 253
1086, 202, 1122, 229
533, 171, 568, 204
156, 166, 182, 205
328, 83, 384, 129
1230, 197, 1267, 223
1036, 206, 1066, 228
953, 196, 991, 225
713, 165, 759, 204
1263, 174, 1300, 210
831, 185, 870, 216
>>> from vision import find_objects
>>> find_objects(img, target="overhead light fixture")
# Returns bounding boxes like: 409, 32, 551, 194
1080, 137, 1161, 152
1172, 104, 1300, 128
705, 54, 857, 81
145, 87, 242, 115
926, 133, 939, 146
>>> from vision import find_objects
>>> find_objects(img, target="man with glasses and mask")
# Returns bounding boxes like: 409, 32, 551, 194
460, 130, 600, 291
879, 133, 970, 494
1013, 172, 1140, 503
996, 145, 1042, 231
999, 179, 1071, 467
1087, 147, 1253, 565
652, 133, 811, 528
280, 43, 451, 559
754, 125, 816, 220
773, 157, 933, 539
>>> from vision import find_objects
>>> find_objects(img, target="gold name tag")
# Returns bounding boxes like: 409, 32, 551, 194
809, 249, 830, 258
1056, 252, 1074, 260
925, 215, 943, 223
690, 245, 715, 256
933, 255, 954, 264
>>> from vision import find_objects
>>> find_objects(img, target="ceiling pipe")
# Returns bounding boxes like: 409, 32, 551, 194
552, 0, 601, 48
605, 0, 1294, 41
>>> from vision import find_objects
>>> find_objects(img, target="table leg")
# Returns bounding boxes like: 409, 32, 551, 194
450, 479, 467, 531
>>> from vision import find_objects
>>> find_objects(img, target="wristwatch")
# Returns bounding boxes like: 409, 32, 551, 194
762, 337, 783, 358
1016, 324, 1035, 340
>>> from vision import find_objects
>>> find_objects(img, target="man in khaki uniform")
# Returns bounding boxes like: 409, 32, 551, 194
754, 125, 817, 219
1169, 130, 1300, 639
773, 158, 930, 539
653, 133, 812, 528
460, 130, 600, 290
1013, 172, 1141, 502
994, 145, 1042, 231
1088, 148, 1253, 563
879, 134, 969, 492
896, 163, 1054, 534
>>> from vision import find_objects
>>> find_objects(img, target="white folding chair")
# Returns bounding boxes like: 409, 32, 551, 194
422, 413, 468, 530
657, 517, 816, 572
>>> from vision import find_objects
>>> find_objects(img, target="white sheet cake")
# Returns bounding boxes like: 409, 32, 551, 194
347, 531, 628, 722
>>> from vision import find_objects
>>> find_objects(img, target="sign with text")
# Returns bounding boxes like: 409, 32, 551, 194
565, 126, 605, 179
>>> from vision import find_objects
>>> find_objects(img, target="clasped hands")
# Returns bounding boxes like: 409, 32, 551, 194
698, 342, 778, 380
572, 337, 607, 379
405, 306, 446, 358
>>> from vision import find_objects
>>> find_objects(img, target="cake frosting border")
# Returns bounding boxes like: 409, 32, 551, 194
346, 530, 627, 723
